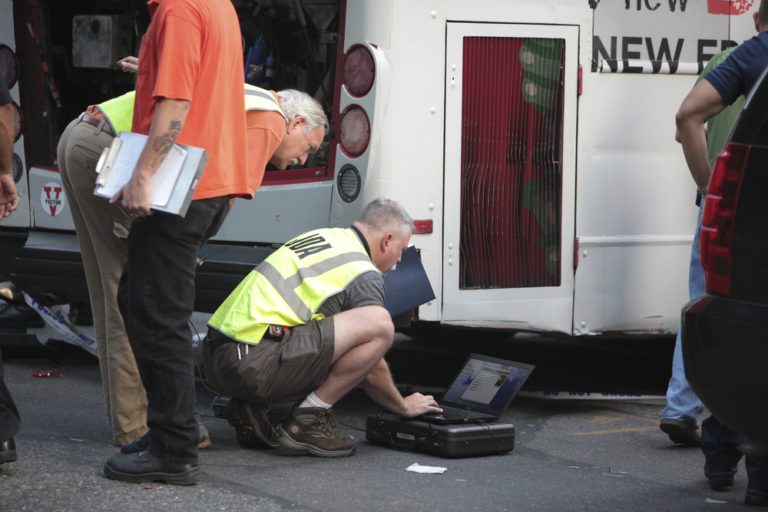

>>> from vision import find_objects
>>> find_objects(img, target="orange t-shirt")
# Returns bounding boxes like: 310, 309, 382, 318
242, 108, 286, 199
133, 0, 247, 200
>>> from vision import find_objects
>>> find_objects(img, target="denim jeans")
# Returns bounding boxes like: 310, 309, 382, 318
118, 196, 230, 464
661, 202, 705, 421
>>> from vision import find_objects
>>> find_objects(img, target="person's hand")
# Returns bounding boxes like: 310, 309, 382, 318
0, 173, 19, 219
117, 56, 139, 73
111, 174, 152, 216
400, 392, 443, 418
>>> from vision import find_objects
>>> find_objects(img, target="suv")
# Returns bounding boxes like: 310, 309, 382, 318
682, 67, 768, 457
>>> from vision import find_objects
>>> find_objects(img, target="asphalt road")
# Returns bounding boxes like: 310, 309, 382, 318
0, 331, 756, 512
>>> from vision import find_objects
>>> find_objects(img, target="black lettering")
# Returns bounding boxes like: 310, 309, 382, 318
645, 0, 660, 10
286, 234, 326, 250
622, 36, 643, 73
592, 36, 617, 72
293, 243, 332, 259
645, 37, 684, 73
667, 0, 688, 11
627, 0, 683, 9
697, 39, 718, 74
286, 234, 333, 259
721, 39, 738, 51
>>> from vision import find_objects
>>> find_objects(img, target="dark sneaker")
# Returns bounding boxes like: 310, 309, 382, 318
277, 407, 357, 457
0, 438, 17, 464
705, 464, 737, 490
746, 487, 768, 507
660, 417, 701, 446
220, 397, 280, 449
103, 450, 199, 485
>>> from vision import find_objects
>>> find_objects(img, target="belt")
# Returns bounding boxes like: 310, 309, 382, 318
78, 112, 115, 137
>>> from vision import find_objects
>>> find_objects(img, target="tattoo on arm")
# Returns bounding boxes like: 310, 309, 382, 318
149, 120, 182, 167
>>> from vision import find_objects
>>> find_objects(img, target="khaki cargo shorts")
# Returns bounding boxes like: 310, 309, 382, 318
202, 318, 335, 404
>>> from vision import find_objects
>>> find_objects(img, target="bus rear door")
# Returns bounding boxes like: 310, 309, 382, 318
443, 22, 579, 333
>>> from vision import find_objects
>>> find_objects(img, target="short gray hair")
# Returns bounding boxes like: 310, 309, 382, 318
356, 198, 414, 232
276, 89, 329, 133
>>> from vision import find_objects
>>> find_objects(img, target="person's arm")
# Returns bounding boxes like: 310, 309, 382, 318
675, 79, 727, 192
362, 359, 442, 417
0, 101, 18, 220
111, 98, 190, 215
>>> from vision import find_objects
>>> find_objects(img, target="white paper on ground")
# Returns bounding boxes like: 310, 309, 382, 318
406, 463, 447, 474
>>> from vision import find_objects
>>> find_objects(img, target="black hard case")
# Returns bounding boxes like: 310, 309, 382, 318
365, 412, 515, 458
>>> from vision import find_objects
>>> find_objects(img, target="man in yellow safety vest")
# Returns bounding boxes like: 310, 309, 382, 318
58, 83, 327, 451
203, 198, 443, 457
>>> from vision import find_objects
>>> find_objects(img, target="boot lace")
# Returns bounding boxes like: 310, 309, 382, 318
313, 410, 338, 439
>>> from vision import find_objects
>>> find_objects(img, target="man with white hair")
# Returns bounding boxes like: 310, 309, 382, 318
202, 198, 443, 457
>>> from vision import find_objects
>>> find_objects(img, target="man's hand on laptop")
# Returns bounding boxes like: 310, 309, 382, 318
400, 392, 443, 417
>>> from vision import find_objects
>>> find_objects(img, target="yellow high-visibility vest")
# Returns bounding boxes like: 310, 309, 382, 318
208, 228, 380, 345
97, 91, 135, 135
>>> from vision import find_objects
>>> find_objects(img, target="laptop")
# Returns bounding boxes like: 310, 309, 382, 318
420, 353, 534, 425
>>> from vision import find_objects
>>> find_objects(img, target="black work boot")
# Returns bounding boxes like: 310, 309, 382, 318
277, 407, 357, 457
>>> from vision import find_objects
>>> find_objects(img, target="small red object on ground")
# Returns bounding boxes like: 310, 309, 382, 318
33, 370, 61, 378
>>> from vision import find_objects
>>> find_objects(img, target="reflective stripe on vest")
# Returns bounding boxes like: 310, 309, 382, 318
97, 90, 135, 135
208, 228, 379, 345
244, 84, 287, 122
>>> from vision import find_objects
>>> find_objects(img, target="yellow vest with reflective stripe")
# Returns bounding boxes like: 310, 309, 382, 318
97, 90, 135, 135
244, 84, 287, 122
96, 85, 284, 136
208, 228, 380, 345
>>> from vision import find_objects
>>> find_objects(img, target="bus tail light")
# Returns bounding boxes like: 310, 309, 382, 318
339, 106, 370, 157
700, 142, 749, 296
344, 45, 375, 97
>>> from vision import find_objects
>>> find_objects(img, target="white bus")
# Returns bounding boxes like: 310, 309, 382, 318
0, 0, 760, 336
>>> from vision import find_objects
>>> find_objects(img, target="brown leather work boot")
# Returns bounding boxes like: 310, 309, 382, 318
221, 398, 280, 449
277, 407, 357, 457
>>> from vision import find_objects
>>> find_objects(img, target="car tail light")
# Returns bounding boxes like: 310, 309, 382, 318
344, 45, 375, 97
700, 142, 749, 296
339, 106, 370, 157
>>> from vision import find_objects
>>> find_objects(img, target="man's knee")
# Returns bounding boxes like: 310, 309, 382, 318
368, 306, 394, 346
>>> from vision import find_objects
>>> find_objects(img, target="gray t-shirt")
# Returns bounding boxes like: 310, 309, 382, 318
316, 270, 385, 318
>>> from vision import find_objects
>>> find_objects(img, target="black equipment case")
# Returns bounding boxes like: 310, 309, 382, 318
365, 413, 515, 458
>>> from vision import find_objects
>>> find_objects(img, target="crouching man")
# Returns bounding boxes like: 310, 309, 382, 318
202, 198, 442, 457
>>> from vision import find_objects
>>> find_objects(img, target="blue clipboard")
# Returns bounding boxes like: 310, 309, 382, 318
383, 246, 435, 317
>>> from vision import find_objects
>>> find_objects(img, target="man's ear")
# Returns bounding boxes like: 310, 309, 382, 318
288, 115, 307, 133
379, 232, 393, 252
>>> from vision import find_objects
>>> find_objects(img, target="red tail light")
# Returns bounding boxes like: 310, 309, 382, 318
339, 106, 370, 157
700, 142, 749, 296
344, 45, 375, 97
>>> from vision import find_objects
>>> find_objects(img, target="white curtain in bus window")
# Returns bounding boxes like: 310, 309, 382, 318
460, 37, 564, 289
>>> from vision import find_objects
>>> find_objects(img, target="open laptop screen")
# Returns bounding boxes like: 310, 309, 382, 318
441, 353, 535, 416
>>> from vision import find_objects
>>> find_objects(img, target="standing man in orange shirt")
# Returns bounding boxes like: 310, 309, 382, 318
102, 0, 247, 485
